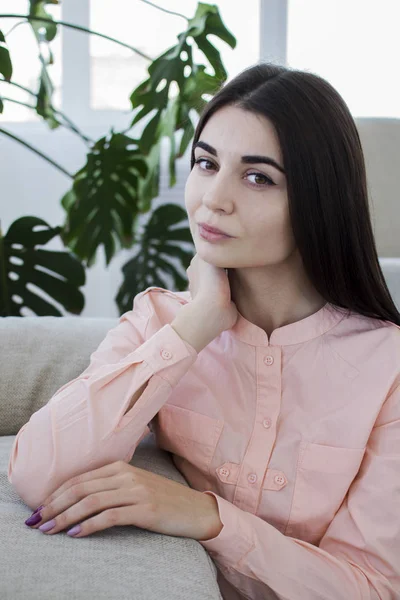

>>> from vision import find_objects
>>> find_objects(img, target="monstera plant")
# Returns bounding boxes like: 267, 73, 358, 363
0, 0, 236, 317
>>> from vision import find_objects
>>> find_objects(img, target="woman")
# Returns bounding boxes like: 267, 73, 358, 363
9, 63, 400, 599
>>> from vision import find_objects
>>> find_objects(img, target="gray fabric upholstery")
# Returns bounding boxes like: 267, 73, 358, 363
0, 316, 222, 599
0, 316, 119, 437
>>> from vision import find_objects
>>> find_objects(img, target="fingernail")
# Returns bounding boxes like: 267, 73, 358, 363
39, 519, 56, 532
67, 525, 81, 536
25, 512, 43, 526
33, 505, 44, 515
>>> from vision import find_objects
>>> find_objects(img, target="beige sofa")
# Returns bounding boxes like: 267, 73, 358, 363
1, 258, 399, 599
0, 317, 222, 600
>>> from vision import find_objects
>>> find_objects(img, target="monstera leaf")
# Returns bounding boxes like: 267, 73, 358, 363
0, 29, 12, 87
0, 2, 235, 319
115, 203, 195, 315
28, 1, 60, 127
36, 56, 60, 129
130, 2, 236, 190
60, 132, 148, 268
137, 139, 162, 214
0, 217, 85, 317
29, 0, 58, 43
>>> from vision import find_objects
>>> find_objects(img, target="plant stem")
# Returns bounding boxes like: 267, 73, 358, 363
0, 15, 153, 60
0, 97, 93, 145
1, 97, 36, 110
0, 78, 94, 144
40, 51, 94, 145
0, 78, 36, 97
138, 0, 188, 21
4, 19, 26, 37
53, 110, 93, 145
0, 127, 73, 178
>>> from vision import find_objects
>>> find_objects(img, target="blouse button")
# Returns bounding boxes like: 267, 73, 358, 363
161, 349, 172, 360
219, 467, 230, 477
264, 355, 274, 365
248, 473, 257, 484
274, 474, 286, 486
263, 418, 272, 429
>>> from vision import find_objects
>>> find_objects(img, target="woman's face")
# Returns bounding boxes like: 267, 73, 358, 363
185, 105, 297, 270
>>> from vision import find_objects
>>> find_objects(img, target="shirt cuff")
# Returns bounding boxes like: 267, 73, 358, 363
133, 323, 198, 386
198, 491, 254, 568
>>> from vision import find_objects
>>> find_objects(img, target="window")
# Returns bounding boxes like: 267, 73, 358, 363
2, 1, 399, 124
287, 0, 400, 117
1, 1, 261, 125
89, 0, 260, 111
0, 0, 62, 122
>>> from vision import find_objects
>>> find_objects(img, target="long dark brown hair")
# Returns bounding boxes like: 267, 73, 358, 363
189, 62, 400, 327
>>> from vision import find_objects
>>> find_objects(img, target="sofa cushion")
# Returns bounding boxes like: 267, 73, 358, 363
0, 432, 222, 600
0, 316, 118, 436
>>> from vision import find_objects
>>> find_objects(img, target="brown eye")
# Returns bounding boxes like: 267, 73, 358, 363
194, 158, 215, 170
194, 158, 275, 188
247, 172, 274, 187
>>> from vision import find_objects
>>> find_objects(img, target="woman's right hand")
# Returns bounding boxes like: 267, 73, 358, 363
186, 253, 239, 335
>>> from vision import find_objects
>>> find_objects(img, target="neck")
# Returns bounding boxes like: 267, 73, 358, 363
228, 263, 326, 338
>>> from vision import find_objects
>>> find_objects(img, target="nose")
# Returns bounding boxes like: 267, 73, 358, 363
202, 169, 233, 212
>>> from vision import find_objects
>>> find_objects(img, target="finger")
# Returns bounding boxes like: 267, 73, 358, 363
40, 460, 127, 506
29, 475, 125, 530
61, 502, 141, 538
37, 489, 135, 536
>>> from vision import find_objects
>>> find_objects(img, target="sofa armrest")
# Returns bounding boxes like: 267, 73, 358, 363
1, 432, 222, 600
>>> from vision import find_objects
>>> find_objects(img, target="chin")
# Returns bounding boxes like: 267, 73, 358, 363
196, 251, 227, 267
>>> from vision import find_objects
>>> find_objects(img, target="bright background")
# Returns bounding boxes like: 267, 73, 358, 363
1, 0, 399, 316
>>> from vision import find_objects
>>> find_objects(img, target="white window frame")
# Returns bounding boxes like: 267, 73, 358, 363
61, 0, 133, 130
2, 0, 287, 132
61, 0, 287, 130
259, 0, 288, 66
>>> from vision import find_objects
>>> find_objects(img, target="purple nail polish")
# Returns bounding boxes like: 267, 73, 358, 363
39, 519, 56, 532
25, 511, 42, 526
67, 524, 81, 536
33, 505, 44, 515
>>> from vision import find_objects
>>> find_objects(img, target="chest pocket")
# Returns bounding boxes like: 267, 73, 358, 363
151, 403, 224, 477
284, 440, 365, 545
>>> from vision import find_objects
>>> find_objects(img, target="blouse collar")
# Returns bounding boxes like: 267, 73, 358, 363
175, 290, 350, 347
229, 302, 350, 347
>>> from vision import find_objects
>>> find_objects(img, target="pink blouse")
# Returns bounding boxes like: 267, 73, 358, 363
8, 286, 400, 599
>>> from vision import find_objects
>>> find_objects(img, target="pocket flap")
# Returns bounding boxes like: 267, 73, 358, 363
300, 441, 365, 473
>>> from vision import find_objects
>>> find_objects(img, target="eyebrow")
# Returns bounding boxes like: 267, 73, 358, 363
193, 141, 286, 175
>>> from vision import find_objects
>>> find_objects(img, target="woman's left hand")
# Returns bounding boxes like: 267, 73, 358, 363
25, 460, 223, 541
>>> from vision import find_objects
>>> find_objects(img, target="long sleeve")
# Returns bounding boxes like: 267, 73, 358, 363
8, 288, 198, 510
199, 382, 400, 600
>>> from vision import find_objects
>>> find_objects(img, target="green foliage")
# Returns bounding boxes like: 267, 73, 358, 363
0, 3, 236, 316
130, 2, 236, 189
116, 203, 194, 314
0, 217, 85, 317
29, 0, 58, 42
60, 133, 148, 268
0, 28, 12, 85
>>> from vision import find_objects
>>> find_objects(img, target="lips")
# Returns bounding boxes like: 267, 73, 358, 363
199, 223, 231, 237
